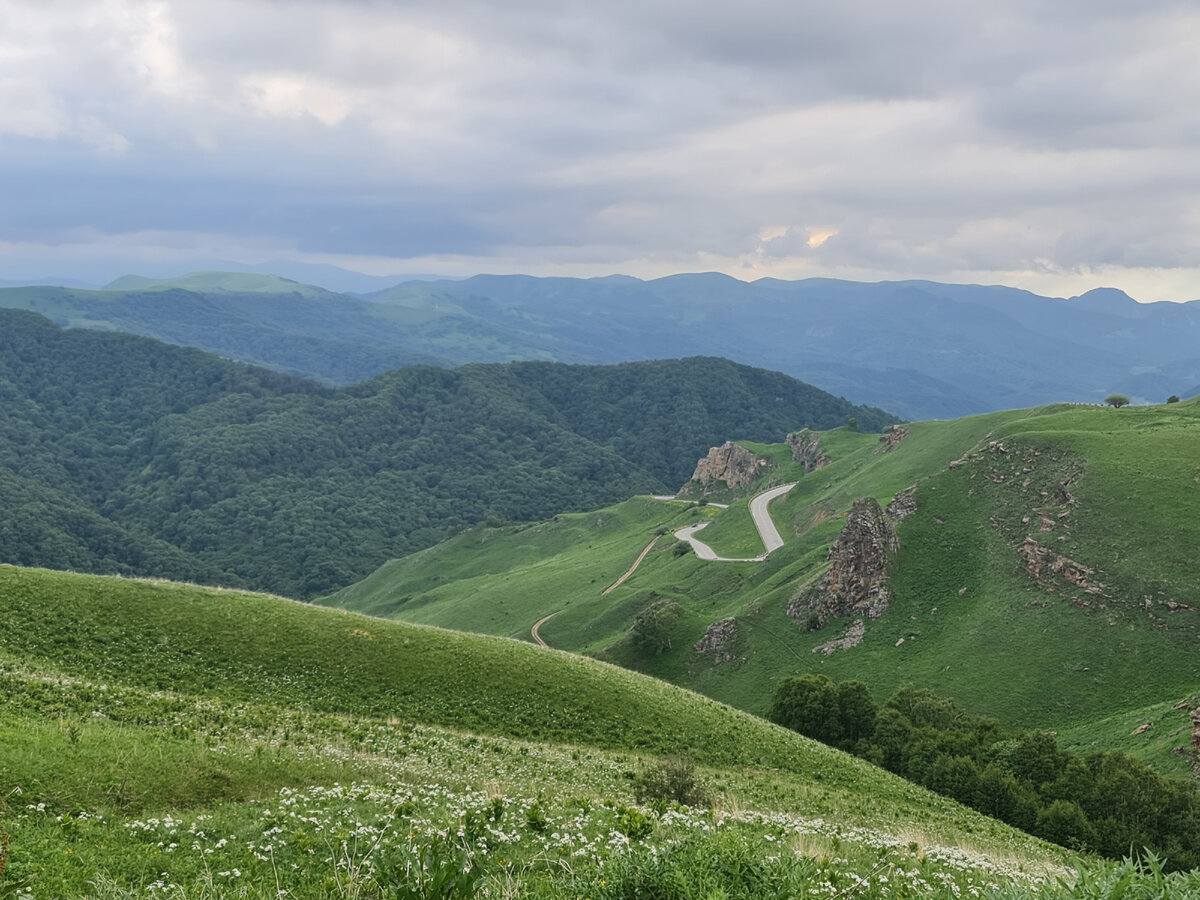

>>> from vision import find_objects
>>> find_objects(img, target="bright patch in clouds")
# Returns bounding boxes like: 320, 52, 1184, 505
806, 229, 836, 249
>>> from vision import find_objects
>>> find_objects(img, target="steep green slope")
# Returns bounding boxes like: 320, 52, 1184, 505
0, 564, 1081, 896
0, 311, 890, 597
331, 401, 1200, 778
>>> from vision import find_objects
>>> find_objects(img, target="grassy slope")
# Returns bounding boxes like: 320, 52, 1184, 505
330, 402, 1200, 777
0, 564, 1072, 896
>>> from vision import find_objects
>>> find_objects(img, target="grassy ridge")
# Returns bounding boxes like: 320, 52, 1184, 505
0, 564, 902, 783
0, 564, 1084, 897
330, 401, 1200, 776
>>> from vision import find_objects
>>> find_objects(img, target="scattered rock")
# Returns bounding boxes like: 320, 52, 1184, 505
693, 617, 739, 664
1131, 722, 1153, 736
688, 442, 774, 489
813, 618, 866, 655
1017, 537, 1110, 598
885, 487, 918, 520
786, 428, 831, 473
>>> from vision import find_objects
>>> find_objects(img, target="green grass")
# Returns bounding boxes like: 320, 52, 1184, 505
330, 402, 1200, 777
0, 564, 1083, 897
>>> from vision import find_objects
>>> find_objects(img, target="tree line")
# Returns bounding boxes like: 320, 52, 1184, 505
770, 674, 1200, 869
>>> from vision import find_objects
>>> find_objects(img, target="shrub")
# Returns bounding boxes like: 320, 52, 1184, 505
634, 756, 711, 809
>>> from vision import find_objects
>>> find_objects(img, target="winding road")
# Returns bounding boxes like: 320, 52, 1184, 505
530, 483, 796, 646
530, 611, 558, 647
673, 482, 797, 562
602, 536, 660, 595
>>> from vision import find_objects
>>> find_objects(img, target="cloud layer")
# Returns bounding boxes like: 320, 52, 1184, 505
2, 0, 1199, 298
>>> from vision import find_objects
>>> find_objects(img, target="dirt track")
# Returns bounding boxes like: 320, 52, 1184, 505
530, 611, 558, 647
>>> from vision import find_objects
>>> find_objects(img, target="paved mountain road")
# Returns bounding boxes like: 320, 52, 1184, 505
674, 482, 796, 562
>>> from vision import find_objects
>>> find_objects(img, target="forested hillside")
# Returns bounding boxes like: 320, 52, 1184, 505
0, 310, 891, 596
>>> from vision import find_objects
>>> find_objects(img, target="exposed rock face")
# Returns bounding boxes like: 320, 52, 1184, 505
878, 424, 909, 451
787, 496, 899, 628
786, 428, 830, 473
689, 441, 774, 489
694, 617, 739, 664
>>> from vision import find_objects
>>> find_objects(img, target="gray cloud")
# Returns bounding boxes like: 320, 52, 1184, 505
1, 0, 1199, 298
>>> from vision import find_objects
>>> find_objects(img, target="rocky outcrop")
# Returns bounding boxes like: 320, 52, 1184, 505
787, 496, 899, 628
689, 441, 774, 489
878, 424, 909, 451
786, 428, 830, 473
694, 617, 739, 664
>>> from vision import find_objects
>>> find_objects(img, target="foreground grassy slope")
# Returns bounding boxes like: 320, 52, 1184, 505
331, 401, 1200, 776
0, 564, 1081, 897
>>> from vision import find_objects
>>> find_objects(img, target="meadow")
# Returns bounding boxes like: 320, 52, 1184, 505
0, 563, 1126, 898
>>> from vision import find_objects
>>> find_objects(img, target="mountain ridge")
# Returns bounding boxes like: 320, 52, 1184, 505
4, 270, 1200, 418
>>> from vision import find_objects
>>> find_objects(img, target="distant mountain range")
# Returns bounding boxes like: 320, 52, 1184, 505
2, 270, 1198, 419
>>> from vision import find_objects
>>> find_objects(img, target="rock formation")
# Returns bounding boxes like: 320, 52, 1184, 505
689, 441, 774, 489
786, 428, 831, 473
694, 617, 739, 664
878, 424, 909, 451
787, 495, 901, 628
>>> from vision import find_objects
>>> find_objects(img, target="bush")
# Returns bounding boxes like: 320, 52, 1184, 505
630, 598, 683, 653
634, 756, 711, 809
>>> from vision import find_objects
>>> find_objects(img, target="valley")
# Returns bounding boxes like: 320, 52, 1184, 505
1, 310, 1199, 894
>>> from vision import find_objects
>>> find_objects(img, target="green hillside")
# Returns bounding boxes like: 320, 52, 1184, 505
0, 310, 890, 597
0, 564, 1089, 897
102, 270, 344, 298
329, 400, 1200, 781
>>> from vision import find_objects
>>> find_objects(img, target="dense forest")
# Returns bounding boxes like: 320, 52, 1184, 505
0, 310, 893, 597
770, 675, 1200, 869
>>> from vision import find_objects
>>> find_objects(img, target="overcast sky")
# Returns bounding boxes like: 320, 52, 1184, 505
2, 0, 1199, 299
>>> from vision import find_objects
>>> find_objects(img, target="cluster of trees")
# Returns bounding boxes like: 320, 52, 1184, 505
0, 311, 892, 598
770, 674, 1200, 869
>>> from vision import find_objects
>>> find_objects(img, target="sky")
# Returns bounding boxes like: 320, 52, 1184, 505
2, 0, 1199, 300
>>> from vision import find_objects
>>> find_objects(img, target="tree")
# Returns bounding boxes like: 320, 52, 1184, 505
1104, 393, 1130, 408
836, 680, 878, 745
1167, 395, 1180, 404
768, 674, 843, 744
629, 598, 683, 653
